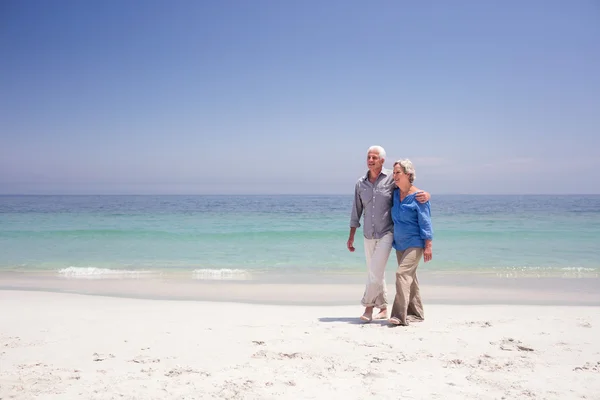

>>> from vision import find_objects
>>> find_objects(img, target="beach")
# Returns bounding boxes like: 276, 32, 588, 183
1, 195, 599, 398
3, 0, 600, 396
1, 285, 599, 399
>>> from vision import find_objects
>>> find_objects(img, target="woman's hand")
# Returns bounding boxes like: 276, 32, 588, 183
423, 241, 432, 262
423, 247, 432, 262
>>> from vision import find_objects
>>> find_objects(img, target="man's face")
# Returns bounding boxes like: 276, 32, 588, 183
367, 151, 384, 171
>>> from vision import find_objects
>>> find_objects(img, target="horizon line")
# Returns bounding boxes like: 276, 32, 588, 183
1, 193, 600, 196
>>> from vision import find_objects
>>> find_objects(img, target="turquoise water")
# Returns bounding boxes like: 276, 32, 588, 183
0, 195, 599, 279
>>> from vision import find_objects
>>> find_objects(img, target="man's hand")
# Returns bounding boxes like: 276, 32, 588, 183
347, 238, 355, 252
347, 227, 357, 252
415, 191, 430, 203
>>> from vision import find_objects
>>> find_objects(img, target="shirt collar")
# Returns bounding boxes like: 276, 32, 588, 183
364, 168, 391, 180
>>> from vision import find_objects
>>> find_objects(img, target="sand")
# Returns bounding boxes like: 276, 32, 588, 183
1, 290, 599, 399
1, 272, 599, 306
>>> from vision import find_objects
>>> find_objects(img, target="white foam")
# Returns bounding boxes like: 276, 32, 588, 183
559, 267, 597, 272
192, 269, 250, 280
493, 265, 598, 278
58, 267, 154, 279
495, 266, 598, 272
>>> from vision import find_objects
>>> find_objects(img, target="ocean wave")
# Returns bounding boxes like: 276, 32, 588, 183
491, 265, 599, 278
498, 266, 598, 272
192, 268, 250, 280
0, 229, 342, 240
58, 267, 155, 279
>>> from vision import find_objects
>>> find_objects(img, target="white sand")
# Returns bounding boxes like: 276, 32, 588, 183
1, 291, 599, 399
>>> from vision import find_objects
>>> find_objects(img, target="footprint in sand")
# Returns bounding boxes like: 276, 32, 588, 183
164, 366, 209, 377
476, 354, 517, 372
464, 321, 493, 328
278, 352, 310, 360
129, 355, 160, 364
573, 361, 600, 372
251, 350, 268, 359
18, 362, 48, 369
497, 338, 534, 352
444, 359, 464, 368
92, 353, 115, 362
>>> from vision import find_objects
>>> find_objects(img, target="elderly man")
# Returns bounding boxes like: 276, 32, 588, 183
348, 145, 430, 322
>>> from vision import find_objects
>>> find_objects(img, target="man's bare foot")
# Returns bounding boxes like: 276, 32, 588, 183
360, 306, 374, 322
373, 308, 387, 320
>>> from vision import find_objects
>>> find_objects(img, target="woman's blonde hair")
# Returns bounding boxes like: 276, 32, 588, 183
393, 159, 415, 183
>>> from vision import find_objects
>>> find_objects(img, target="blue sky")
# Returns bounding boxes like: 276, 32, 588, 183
1, 0, 599, 194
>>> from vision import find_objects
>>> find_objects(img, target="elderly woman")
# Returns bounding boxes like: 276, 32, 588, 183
389, 159, 433, 326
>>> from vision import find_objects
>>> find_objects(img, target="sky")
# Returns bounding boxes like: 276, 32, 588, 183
1, 0, 599, 195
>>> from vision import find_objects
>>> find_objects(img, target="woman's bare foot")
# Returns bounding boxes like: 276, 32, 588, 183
407, 315, 424, 323
373, 308, 387, 320
388, 317, 408, 326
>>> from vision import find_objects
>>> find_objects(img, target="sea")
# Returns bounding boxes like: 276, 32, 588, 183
1, 195, 599, 283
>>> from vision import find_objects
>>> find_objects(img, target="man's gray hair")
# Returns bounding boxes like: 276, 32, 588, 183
393, 159, 416, 183
367, 145, 386, 159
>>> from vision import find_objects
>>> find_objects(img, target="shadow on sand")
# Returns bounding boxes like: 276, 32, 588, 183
318, 317, 389, 326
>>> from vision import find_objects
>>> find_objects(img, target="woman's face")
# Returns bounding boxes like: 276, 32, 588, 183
393, 164, 408, 187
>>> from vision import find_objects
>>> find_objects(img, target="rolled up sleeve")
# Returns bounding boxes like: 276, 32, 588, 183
417, 202, 433, 240
350, 182, 363, 228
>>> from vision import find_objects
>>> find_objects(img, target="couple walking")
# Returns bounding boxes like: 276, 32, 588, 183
348, 145, 433, 326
